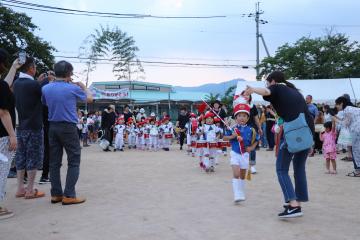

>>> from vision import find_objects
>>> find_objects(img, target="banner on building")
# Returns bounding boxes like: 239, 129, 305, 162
90, 86, 129, 100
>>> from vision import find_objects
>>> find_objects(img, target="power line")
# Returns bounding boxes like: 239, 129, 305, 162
54, 55, 254, 69
0, 0, 227, 19
57, 50, 256, 62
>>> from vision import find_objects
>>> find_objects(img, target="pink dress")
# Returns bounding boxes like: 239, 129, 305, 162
320, 131, 337, 160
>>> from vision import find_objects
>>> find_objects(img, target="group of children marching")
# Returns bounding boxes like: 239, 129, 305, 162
184, 95, 259, 203
110, 90, 260, 204
113, 115, 174, 152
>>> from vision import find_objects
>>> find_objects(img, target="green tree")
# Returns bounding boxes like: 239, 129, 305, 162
81, 25, 144, 80
0, 5, 55, 73
221, 85, 236, 113
204, 93, 220, 103
260, 33, 360, 79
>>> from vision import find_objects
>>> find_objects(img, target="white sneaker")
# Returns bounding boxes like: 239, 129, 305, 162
251, 166, 257, 174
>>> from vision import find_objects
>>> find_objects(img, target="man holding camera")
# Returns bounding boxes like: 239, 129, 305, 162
42, 60, 93, 205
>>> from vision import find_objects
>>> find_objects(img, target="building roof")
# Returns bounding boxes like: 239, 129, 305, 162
91, 80, 172, 88
90, 80, 208, 103
128, 90, 207, 102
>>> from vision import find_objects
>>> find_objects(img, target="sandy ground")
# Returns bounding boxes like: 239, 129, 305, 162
1, 144, 359, 240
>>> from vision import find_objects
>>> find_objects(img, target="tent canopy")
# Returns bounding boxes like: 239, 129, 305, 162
236, 78, 360, 104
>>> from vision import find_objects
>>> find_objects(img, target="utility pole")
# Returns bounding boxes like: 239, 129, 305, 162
249, 2, 268, 80
84, 60, 91, 114
255, 2, 260, 80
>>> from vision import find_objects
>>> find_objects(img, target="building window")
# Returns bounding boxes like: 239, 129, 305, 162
146, 86, 160, 91
105, 85, 120, 89
133, 85, 147, 90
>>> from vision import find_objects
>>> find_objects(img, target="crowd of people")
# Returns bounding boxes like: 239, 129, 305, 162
0, 47, 359, 221
0, 49, 92, 219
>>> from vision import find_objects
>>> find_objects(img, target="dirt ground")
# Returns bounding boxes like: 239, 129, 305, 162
1, 144, 359, 240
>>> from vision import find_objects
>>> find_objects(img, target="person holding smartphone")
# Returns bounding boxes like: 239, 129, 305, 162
42, 60, 93, 205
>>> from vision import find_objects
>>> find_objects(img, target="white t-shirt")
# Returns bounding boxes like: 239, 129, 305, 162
115, 124, 126, 136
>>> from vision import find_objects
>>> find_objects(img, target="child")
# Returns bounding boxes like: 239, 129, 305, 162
161, 116, 173, 151
224, 95, 258, 203
127, 118, 136, 149
143, 119, 151, 150
149, 118, 159, 151
320, 120, 337, 174
214, 117, 223, 165
200, 111, 221, 172
185, 113, 198, 157
114, 116, 126, 152
136, 122, 144, 150
157, 120, 164, 149
196, 115, 206, 169
82, 117, 90, 147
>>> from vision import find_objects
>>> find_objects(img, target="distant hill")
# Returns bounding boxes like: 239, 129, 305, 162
173, 78, 245, 96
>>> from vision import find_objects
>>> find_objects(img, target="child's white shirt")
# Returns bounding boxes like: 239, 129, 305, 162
203, 124, 220, 142
149, 124, 159, 135
115, 124, 126, 136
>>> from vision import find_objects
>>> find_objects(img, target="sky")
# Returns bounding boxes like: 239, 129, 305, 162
4, 0, 360, 86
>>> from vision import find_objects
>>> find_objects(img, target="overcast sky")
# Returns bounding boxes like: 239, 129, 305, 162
5, 0, 360, 86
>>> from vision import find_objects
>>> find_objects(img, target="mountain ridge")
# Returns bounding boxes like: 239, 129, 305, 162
173, 78, 245, 95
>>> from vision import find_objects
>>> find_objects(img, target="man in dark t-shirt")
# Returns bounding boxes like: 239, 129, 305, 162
176, 106, 189, 150
122, 105, 133, 123
13, 57, 45, 199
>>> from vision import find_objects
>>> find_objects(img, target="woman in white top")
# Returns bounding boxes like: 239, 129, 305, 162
334, 96, 360, 177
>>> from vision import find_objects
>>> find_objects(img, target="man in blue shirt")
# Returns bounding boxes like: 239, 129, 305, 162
306, 95, 318, 157
306, 95, 319, 121
42, 60, 92, 205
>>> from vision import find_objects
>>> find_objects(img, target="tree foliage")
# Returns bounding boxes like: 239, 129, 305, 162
80, 25, 144, 80
0, 5, 55, 73
220, 85, 236, 113
260, 33, 360, 79
204, 93, 220, 103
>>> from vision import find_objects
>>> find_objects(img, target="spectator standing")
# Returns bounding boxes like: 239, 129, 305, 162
245, 71, 315, 218
101, 105, 116, 151
322, 105, 334, 123
0, 49, 21, 219
39, 71, 55, 184
306, 95, 319, 121
123, 105, 133, 123
306, 95, 319, 157
42, 60, 93, 205
176, 106, 189, 150
136, 108, 147, 122
265, 105, 276, 151
259, 105, 268, 148
334, 97, 360, 177
13, 57, 45, 200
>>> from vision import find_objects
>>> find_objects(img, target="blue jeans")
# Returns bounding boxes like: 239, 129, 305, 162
250, 150, 256, 166
261, 123, 268, 147
276, 140, 309, 203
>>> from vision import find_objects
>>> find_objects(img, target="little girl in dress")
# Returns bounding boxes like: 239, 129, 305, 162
320, 120, 337, 174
